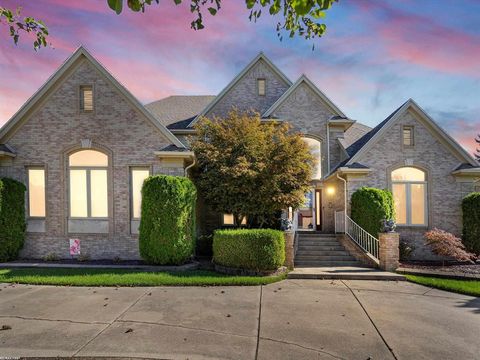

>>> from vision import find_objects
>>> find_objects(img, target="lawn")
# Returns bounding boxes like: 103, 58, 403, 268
406, 275, 480, 297
0, 268, 285, 287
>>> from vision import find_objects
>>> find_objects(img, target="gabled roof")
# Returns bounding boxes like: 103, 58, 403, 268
145, 95, 215, 128
263, 74, 347, 118
0, 46, 184, 148
188, 52, 292, 127
344, 101, 407, 159
345, 99, 479, 167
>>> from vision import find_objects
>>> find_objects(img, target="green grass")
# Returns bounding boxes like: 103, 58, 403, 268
0, 268, 286, 287
406, 275, 480, 297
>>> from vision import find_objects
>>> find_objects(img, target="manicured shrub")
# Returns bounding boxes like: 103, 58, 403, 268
424, 228, 474, 262
213, 229, 285, 271
139, 175, 197, 265
462, 192, 480, 256
0, 178, 27, 262
351, 187, 395, 237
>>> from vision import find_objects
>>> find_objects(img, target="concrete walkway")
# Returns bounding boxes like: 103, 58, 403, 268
0, 280, 478, 359
288, 266, 405, 280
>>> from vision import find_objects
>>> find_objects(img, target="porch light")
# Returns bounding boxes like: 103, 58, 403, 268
326, 186, 335, 195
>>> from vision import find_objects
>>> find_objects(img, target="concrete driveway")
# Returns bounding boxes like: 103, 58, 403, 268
0, 280, 478, 359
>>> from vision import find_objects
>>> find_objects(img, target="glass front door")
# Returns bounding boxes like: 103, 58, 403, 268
298, 189, 321, 230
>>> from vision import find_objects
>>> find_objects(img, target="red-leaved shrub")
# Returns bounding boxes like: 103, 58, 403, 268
424, 228, 475, 262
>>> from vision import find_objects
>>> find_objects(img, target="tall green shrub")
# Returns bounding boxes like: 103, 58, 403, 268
462, 192, 480, 255
0, 178, 26, 262
139, 175, 197, 265
213, 229, 285, 271
351, 187, 395, 237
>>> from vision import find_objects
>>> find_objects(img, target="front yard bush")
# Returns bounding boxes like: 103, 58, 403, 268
0, 178, 26, 262
139, 175, 197, 265
462, 192, 480, 256
424, 228, 474, 262
351, 187, 395, 237
213, 229, 285, 271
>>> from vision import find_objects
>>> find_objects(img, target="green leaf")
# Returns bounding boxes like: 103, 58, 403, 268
208, 7, 217, 15
107, 0, 123, 14
174, 0, 182, 4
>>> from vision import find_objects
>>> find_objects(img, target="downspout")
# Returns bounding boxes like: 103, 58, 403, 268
326, 122, 330, 174
184, 156, 196, 177
337, 172, 347, 231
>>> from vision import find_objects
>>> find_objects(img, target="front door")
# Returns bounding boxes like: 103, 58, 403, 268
297, 189, 321, 231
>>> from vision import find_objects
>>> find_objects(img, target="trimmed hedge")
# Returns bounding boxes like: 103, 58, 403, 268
351, 187, 395, 237
0, 178, 26, 262
213, 229, 285, 271
462, 192, 480, 255
139, 175, 197, 265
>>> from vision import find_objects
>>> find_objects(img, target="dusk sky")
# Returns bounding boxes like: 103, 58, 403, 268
1, 0, 479, 154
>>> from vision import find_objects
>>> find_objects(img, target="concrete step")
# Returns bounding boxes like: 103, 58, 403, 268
294, 260, 361, 267
295, 250, 351, 256
295, 255, 356, 261
298, 240, 340, 246
297, 232, 335, 237
297, 246, 346, 254
288, 267, 406, 281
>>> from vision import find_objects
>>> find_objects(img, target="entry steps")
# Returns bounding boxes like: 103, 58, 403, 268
295, 232, 361, 267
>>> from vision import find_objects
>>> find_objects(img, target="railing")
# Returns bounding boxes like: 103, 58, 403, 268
292, 209, 299, 256
335, 210, 379, 260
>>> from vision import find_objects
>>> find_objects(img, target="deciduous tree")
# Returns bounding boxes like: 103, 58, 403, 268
191, 110, 314, 228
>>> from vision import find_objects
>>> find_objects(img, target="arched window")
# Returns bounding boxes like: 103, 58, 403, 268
69, 149, 108, 218
303, 137, 321, 180
391, 167, 427, 226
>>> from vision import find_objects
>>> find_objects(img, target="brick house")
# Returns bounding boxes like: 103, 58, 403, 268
0, 47, 478, 261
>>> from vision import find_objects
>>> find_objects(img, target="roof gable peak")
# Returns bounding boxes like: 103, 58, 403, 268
0, 46, 184, 147
188, 51, 292, 127
263, 74, 347, 118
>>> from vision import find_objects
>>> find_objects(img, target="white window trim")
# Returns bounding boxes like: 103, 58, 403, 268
392, 179, 428, 227
402, 125, 414, 148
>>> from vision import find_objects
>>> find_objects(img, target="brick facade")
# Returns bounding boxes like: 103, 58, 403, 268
344, 109, 477, 260
0, 58, 181, 260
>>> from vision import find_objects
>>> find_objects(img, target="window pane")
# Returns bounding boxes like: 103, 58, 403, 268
391, 167, 425, 181
131, 169, 150, 219
70, 170, 88, 217
90, 170, 108, 217
69, 150, 108, 167
258, 79, 265, 96
403, 128, 412, 146
81, 86, 93, 111
411, 184, 426, 225
28, 169, 45, 217
303, 137, 322, 180
392, 183, 407, 224
223, 214, 234, 225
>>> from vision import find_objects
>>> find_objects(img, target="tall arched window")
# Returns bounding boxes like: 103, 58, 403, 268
303, 137, 322, 180
391, 167, 427, 226
69, 149, 108, 218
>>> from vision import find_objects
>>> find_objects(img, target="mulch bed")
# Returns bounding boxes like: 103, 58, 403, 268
400, 262, 480, 275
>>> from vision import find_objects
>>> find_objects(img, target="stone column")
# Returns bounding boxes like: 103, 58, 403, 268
378, 232, 400, 271
284, 231, 295, 269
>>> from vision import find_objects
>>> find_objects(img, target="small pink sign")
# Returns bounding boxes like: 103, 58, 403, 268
69, 239, 81, 256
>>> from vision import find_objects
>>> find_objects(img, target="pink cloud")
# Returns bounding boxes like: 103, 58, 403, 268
354, 1, 480, 77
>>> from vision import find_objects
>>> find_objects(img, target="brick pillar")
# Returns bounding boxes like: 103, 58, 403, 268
284, 231, 294, 269
378, 232, 400, 271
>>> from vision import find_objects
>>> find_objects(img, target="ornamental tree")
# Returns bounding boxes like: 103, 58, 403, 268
191, 109, 314, 228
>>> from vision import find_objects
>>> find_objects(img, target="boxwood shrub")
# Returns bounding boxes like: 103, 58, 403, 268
0, 178, 26, 262
351, 187, 395, 237
462, 192, 480, 255
139, 175, 197, 265
213, 229, 285, 271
